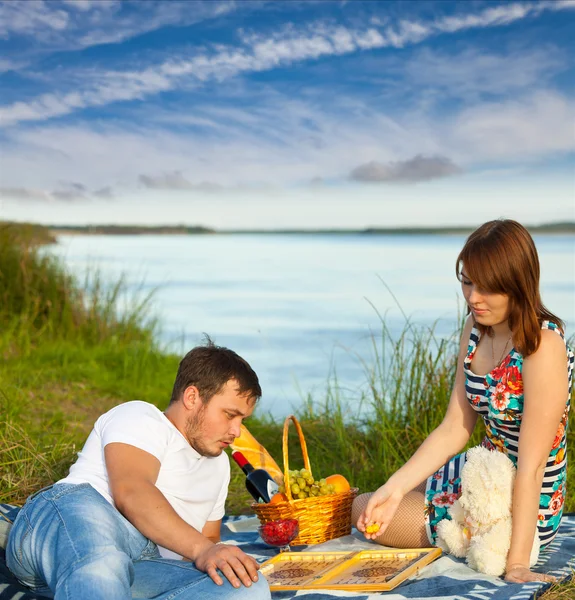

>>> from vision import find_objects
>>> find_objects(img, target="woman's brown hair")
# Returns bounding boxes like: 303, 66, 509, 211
456, 219, 564, 356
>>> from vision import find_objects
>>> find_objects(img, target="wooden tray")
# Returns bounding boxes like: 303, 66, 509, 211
259, 552, 353, 589
260, 547, 442, 592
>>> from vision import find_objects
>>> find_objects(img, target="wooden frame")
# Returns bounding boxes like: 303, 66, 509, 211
260, 547, 442, 592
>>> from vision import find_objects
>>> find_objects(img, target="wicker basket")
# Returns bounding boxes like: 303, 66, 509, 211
253, 414, 358, 546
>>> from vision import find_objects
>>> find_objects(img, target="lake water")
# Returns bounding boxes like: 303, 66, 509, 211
48, 234, 575, 418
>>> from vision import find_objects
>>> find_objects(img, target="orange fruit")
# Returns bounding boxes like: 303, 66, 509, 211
325, 474, 350, 493
269, 492, 288, 504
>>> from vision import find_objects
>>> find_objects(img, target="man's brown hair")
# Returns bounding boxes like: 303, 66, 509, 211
169, 337, 262, 404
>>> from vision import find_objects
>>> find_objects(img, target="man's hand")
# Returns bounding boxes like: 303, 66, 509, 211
504, 565, 556, 584
195, 543, 260, 588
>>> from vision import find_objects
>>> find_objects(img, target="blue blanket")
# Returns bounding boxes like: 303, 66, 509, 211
1, 505, 574, 600
222, 515, 575, 599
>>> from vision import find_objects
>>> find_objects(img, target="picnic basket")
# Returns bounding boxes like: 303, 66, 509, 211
253, 414, 358, 546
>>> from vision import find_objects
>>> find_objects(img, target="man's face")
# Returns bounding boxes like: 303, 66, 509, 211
185, 379, 255, 457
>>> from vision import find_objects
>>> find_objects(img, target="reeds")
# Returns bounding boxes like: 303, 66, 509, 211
0, 223, 177, 498
0, 420, 76, 505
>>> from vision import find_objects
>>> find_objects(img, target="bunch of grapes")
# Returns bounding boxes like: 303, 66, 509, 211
278, 468, 336, 500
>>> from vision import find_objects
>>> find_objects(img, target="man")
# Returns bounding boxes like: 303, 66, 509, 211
6, 341, 271, 600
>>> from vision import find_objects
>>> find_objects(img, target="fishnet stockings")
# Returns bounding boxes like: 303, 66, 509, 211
351, 482, 429, 548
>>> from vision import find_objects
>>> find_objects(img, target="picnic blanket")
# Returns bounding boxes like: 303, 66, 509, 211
1, 505, 574, 600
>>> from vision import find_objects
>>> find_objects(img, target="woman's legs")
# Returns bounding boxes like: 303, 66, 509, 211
351, 482, 429, 548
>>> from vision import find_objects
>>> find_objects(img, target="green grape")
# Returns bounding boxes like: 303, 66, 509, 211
300, 469, 310, 478
297, 477, 306, 489
291, 484, 300, 495
319, 478, 326, 486
297, 491, 306, 500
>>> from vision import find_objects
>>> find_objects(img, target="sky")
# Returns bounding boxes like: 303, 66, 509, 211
0, 0, 574, 229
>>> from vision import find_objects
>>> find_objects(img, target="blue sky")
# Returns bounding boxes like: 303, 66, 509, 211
0, 0, 574, 228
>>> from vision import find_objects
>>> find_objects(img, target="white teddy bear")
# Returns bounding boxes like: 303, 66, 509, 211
436, 446, 540, 576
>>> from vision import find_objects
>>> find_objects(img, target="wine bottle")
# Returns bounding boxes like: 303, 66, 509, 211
231, 450, 279, 503
230, 424, 283, 484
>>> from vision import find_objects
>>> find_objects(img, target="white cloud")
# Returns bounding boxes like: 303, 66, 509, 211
0, 0, 69, 39
435, 3, 535, 33
350, 156, 462, 183
399, 46, 564, 99
451, 91, 575, 160
0, 0, 236, 51
546, 0, 575, 10
2, 0, 574, 127
0, 181, 110, 202
0, 70, 174, 126
139, 171, 224, 192
1, 85, 572, 198
0, 56, 27, 73
61, 0, 113, 11
52, 188, 87, 201
0, 186, 51, 201
94, 186, 114, 199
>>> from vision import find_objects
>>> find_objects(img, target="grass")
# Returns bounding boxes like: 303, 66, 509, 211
0, 221, 572, 597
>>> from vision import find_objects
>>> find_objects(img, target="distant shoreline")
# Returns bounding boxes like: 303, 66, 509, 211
48, 222, 575, 236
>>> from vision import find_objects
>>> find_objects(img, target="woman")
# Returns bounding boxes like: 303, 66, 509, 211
354, 219, 573, 584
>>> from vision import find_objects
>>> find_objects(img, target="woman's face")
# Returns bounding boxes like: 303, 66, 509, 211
460, 269, 510, 327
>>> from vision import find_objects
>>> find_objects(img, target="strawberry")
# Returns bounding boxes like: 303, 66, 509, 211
259, 518, 299, 546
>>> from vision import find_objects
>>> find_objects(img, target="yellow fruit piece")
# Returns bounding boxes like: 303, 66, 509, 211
365, 523, 380, 534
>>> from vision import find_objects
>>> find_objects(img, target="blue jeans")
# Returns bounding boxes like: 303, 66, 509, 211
6, 483, 271, 600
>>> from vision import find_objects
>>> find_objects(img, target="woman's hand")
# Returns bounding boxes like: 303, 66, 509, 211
356, 483, 404, 539
504, 564, 556, 584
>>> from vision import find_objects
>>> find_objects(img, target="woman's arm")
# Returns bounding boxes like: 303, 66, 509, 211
505, 329, 568, 583
387, 316, 478, 492
358, 316, 478, 535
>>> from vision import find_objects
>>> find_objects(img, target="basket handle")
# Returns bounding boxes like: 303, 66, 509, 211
282, 414, 312, 502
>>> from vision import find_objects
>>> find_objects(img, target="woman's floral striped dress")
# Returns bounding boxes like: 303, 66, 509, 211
424, 321, 573, 547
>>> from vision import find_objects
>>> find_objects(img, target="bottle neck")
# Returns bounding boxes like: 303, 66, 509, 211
232, 451, 255, 475
241, 463, 255, 475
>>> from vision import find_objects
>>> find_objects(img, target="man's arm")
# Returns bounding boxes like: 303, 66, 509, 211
105, 442, 259, 588
202, 520, 222, 544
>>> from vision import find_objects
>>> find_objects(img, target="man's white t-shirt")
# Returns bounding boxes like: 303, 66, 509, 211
59, 401, 230, 559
